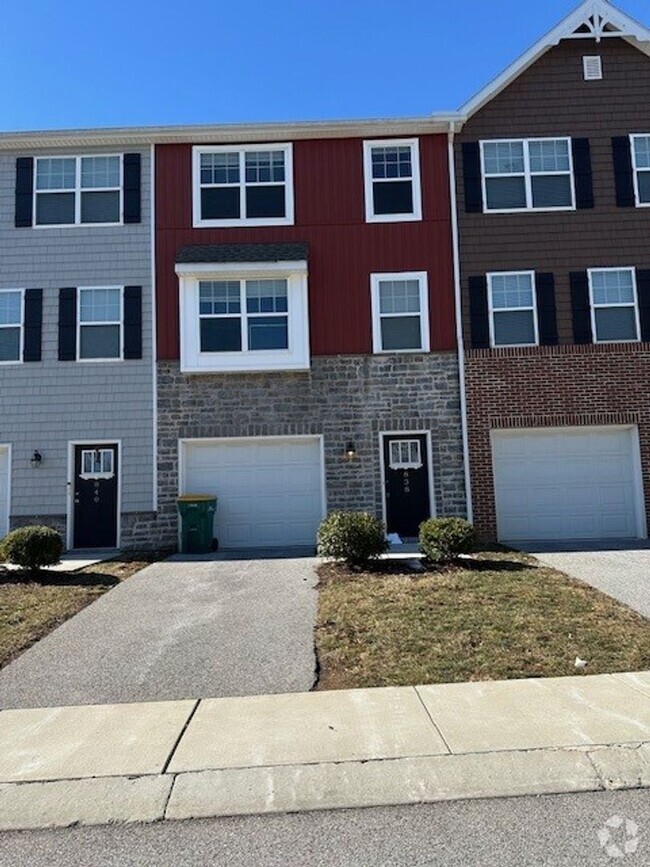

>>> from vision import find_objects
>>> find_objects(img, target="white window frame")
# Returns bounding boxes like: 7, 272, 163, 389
0, 288, 24, 365
77, 286, 124, 362
198, 278, 290, 355
487, 271, 539, 348
176, 260, 310, 373
192, 143, 294, 228
370, 271, 430, 354
630, 134, 650, 208
33, 155, 123, 227
480, 137, 576, 214
80, 448, 115, 480
588, 267, 641, 345
388, 439, 423, 470
363, 138, 422, 223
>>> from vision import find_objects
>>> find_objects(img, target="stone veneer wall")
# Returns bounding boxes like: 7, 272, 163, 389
151, 353, 467, 548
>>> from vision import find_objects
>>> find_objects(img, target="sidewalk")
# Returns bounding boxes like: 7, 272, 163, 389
0, 671, 648, 831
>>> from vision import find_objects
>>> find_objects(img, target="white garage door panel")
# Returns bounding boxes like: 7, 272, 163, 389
492, 428, 642, 541
0, 448, 8, 538
183, 438, 323, 548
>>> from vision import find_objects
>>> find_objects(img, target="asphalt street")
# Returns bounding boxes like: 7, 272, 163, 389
1, 789, 647, 866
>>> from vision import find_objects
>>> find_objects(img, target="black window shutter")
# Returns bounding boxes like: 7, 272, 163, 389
570, 271, 593, 344
15, 157, 34, 227
462, 142, 483, 213
636, 269, 650, 342
535, 273, 559, 345
468, 275, 490, 348
23, 288, 43, 362
58, 287, 77, 361
571, 139, 594, 209
612, 136, 635, 207
123, 285, 143, 359
123, 153, 141, 223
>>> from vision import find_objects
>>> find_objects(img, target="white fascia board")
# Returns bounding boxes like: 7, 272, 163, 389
458, 0, 650, 121
175, 260, 308, 277
0, 116, 462, 151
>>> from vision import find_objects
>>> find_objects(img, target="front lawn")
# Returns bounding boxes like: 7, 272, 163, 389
0, 555, 159, 668
315, 553, 650, 690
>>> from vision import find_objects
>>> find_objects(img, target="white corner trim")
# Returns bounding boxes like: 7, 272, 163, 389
0, 443, 11, 538
150, 143, 158, 513
447, 125, 473, 524
363, 138, 422, 223
370, 271, 430, 354
459, 0, 650, 120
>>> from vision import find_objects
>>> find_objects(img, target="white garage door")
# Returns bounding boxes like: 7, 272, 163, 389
181, 437, 324, 549
0, 448, 9, 539
492, 427, 643, 541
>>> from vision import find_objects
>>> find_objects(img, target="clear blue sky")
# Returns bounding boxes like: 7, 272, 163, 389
1, 0, 648, 131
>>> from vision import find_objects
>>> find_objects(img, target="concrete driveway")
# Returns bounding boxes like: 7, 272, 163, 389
0, 553, 319, 709
526, 540, 650, 619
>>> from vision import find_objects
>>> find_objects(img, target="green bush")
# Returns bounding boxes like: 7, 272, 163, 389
1, 525, 63, 571
317, 511, 388, 567
419, 517, 476, 564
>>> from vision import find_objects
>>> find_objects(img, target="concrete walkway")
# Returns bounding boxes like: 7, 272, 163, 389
0, 671, 648, 831
527, 541, 650, 619
0, 556, 318, 709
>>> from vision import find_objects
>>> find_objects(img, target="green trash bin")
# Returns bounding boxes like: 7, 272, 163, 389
178, 494, 217, 554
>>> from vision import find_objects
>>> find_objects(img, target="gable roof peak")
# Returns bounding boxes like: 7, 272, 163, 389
459, 0, 650, 120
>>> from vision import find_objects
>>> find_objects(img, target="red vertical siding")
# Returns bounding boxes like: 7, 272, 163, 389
155, 135, 456, 359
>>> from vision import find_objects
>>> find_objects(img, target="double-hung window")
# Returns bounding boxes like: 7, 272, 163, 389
588, 268, 640, 343
199, 279, 289, 353
363, 139, 422, 222
193, 144, 294, 227
35, 156, 122, 225
481, 138, 575, 212
0, 289, 23, 363
488, 272, 538, 347
630, 135, 650, 206
371, 272, 430, 353
78, 287, 123, 360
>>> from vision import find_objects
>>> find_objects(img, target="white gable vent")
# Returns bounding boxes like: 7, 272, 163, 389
583, 56, 603, 81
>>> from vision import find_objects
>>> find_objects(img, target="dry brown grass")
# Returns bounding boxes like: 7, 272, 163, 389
0, 554, 160, 668
315, 556, 650, 690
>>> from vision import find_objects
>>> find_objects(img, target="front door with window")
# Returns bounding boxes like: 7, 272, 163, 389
383, 434, 431, 539
73, 444, 118, 548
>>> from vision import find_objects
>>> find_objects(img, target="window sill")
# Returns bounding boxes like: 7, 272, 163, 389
482, 206, 575, 215
373, 347, 430, 355
32, 221, 124, 229
366, 212, 422, 224
181, 355, 310, 374
490, 342, 539, 349
192, 216, 294, 229
0, 360, 22, 366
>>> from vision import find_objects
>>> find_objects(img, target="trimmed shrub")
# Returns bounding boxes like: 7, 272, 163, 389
419, 517, 476, 564
317, 511, 388, 567
1, 525, 63, 571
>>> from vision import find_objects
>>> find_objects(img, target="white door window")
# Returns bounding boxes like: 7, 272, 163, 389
389, 440, 422, 469
80, 448, 115, 478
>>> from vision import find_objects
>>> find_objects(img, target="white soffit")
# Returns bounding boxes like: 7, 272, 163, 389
458, 0, 650, 120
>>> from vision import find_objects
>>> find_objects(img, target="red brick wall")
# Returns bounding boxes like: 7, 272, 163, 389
465, 343, 650, 539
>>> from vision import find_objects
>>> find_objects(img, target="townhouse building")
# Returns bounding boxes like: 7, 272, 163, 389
0, 132, 156, 549
455, 0, 650, 543
152, 122, 467, 549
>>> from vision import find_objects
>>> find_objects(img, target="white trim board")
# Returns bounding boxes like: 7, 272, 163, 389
0, 444, 12, 539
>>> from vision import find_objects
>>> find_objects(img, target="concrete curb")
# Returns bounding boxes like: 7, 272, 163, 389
0, 672, 648, 831
0, 744, 648, 831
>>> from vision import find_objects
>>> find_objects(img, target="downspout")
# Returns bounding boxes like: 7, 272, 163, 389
447, 121, 473, 523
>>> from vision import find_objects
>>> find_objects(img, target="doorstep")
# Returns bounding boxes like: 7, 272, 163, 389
0, 672, 648, 831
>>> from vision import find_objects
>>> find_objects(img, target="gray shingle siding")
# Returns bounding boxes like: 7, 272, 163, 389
0, 146, 155, 547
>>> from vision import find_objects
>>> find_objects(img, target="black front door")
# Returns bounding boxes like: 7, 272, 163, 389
383, 434, 431, 539
73, 444, 119, 548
